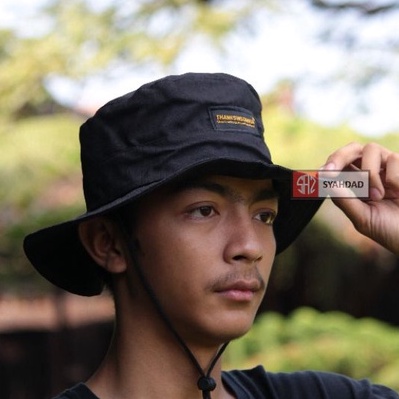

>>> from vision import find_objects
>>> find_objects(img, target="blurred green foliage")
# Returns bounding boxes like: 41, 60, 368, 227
0, 114, 81, 207
0, 0, 277, 119
0, 114, 83, 292
263, 104, 399, 169
224, 307, 399, 392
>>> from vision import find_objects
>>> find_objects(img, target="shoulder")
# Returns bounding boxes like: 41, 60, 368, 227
52, 383, 99, 399
222, 366, 399, 398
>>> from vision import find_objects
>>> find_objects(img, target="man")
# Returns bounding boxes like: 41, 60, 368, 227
24, 73, 399, 398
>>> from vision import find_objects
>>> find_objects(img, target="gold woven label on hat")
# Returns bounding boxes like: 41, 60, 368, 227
215, 113, 255, 128
209, 106, 259, 135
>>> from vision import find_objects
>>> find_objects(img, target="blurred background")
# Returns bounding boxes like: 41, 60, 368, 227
0, 0, 399, 398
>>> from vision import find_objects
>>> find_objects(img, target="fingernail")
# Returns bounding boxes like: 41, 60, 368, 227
320, 162, 335, 171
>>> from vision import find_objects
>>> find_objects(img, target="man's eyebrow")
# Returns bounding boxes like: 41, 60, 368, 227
171, 180, 228, 196
171, 180, 279, 203
253, 187, 279, 203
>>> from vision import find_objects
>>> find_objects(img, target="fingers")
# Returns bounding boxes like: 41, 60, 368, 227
321, 142, 396, 201
385, 152, 399, 197
361, 143, 390, 200
323, 142, 399, 254
331, 196, 369, 235
322, 142, 363, 171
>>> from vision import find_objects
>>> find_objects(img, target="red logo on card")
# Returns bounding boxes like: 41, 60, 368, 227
292, 171, 319, 198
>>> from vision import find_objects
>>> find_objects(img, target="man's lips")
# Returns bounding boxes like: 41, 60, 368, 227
214, 280, 262, 301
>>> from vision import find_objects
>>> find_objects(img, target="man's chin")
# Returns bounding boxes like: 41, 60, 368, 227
212, 317, 255, 343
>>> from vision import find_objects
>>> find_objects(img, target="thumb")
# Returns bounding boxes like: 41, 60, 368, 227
331, 197, 370, 235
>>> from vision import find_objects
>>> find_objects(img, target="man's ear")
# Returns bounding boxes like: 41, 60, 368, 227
78, 217, 127, 274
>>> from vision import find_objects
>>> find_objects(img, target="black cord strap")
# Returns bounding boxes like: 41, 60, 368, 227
118, 223, 230, 399
197, 342, 229, 399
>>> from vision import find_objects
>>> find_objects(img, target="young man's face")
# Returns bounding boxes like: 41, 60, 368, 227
130, 175, 278, 347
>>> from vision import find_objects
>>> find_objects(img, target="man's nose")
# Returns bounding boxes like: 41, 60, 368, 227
223, 213, 265, 265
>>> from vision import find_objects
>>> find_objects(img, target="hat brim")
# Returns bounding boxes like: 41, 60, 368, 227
24, 159, 323, 296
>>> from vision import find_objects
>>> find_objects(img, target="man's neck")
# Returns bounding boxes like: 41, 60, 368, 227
85, 312, 234, 399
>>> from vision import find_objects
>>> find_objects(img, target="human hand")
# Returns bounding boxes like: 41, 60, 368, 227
321, 142, 399, 255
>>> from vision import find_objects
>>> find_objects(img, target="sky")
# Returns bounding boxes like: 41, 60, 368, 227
1, 0, 399, 137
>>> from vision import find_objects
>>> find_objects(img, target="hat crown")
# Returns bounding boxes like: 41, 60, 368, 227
79, 73, 270, 212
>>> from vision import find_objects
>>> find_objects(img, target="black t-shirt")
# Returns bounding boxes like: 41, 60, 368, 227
53, 383, 97, 399
223, 366, 399, 398
53, 366, 399, 398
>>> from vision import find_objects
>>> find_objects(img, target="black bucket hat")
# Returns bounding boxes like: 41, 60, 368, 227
23, 72, 323, 296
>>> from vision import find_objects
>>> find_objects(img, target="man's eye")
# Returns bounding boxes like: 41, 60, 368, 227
189, 206, 215, 218
255, 211, 276, 225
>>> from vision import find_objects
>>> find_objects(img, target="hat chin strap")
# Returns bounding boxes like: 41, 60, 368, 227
118, 222, 230, 399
